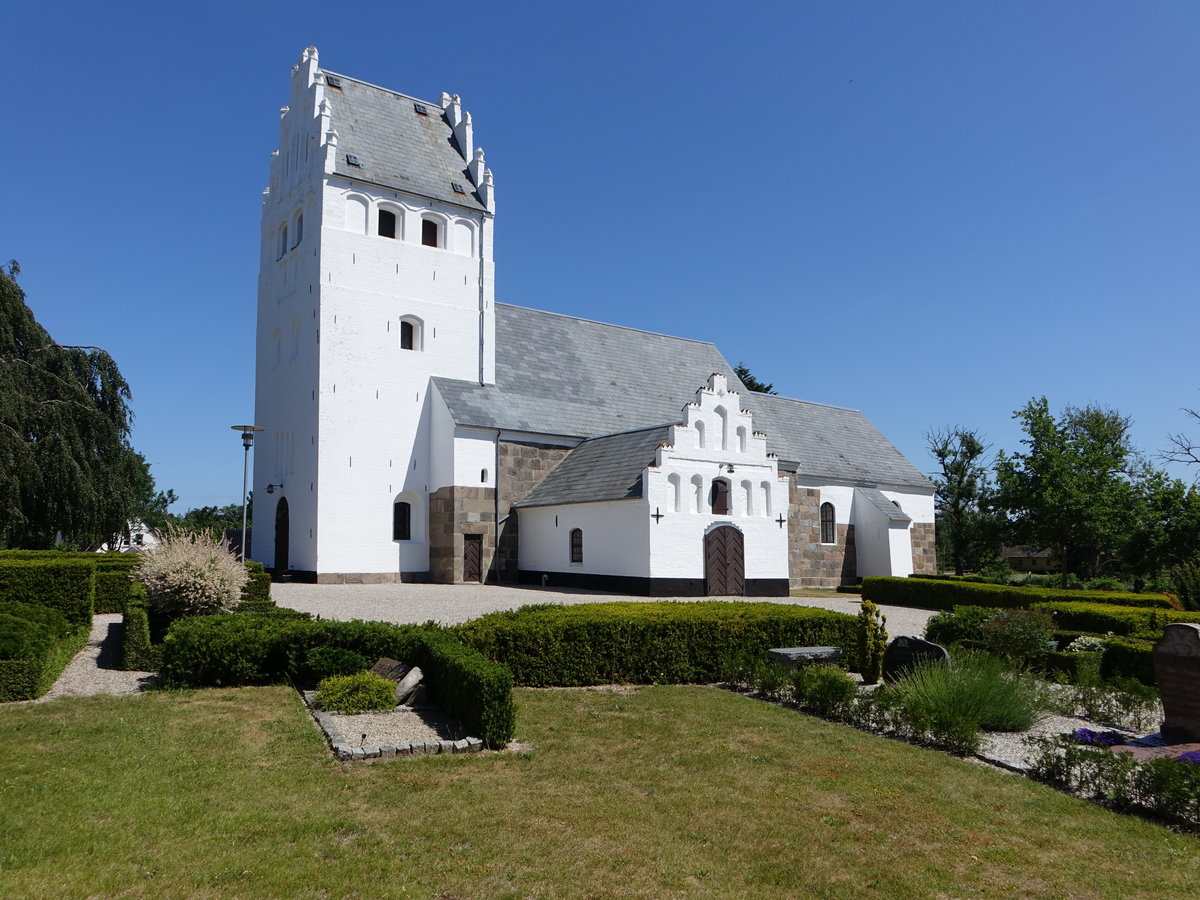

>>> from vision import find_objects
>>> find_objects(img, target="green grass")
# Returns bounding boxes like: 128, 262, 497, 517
1, 685, 1197, 898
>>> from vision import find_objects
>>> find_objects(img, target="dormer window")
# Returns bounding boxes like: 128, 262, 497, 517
379, 210, 397, 239
421, 218, 440, 247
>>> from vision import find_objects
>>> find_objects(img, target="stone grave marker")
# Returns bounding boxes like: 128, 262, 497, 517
1154, 623, 1200, 743
882, 635, 949, 683
395, 666, 424, 705
369, 658, 411, 682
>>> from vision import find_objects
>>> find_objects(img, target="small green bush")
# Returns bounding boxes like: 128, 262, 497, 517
314, 671, 397, 712
979, 607, 1056, 662
304, 646, 369, 681
856, 599, 887, 684
924, 605, 996, 648
1100, 637, 1157, 685
894, 651, 1051, 733
792, 665, 858, 718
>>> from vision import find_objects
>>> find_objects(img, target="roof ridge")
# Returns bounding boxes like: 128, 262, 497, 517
496, 303, 723, 350
319, 68, 439, 108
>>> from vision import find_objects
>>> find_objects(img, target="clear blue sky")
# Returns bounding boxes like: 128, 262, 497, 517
3, 1, 1197, 510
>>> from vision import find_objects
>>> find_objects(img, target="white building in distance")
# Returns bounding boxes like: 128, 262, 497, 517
252, 48, 936, 594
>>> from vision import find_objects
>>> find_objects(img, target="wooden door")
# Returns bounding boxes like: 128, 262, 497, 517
463, 534, 483, 583
704, 525, 745, 596
273, 497, 290, 575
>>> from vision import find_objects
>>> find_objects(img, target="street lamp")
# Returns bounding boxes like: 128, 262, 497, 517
230, 425, 264, 562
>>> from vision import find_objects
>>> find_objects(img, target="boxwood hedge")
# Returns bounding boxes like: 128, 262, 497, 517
1028, 602, 1200, 637
160, 616, 514, 748
453, 601, 860, 687
863, 576, 1176, 613
0, 559, 95, 626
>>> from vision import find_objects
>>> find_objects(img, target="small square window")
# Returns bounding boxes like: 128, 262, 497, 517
346, 154, 361, 167
413, 102, 428, 116
326, 75, 342, 89
451, 182, 466, 194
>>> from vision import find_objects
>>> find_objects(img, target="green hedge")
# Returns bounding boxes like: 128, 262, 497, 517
0, 609, 89, 702
453, 601, 860, 687
1028, 602, 1200, 637
119, 585, 161, 671
863, 577, 1176, 613
160, 616, 515, 748
0, 560, 95, 626
241, 569, 272, 605
1100, 637, 1157, 686
1042, 649, 1103, 684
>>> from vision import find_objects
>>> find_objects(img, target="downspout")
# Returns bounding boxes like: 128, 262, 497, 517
478, 213, 487, 385
494, 428, 504, 582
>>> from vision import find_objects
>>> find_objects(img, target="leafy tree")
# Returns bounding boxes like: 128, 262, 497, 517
1119, 465, 1200, 591
994, 398, 1134, 586
733, 362, 776, 395
174, 500, 248, 540
926, 427, 1000, 575
0, 261, 152, 548
1164, 402, 1200, 470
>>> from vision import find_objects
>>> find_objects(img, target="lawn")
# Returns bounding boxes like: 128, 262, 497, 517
1, 685, 1197, 898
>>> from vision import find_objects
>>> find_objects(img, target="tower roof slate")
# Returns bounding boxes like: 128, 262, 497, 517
432, 304, 932, 492
320, 70, 485, 211
515, 426, 671, 508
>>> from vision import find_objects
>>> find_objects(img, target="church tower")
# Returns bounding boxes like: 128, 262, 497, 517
252, 47, 495, 580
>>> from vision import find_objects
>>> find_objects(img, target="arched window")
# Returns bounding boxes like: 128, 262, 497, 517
761, 481, 772, 517
480, 468, 488, 483
293, 212, 304, 247
737, 426, 747, 453
695, 420, 706, 449
691, 474, 705, 513
711, 479, 731, 516
741, 480, 753, 516
715, 407, 729, 450
278, 224, 288, 259
570, 528, 583, 563
820, 502, 836, 544
668, 473, 682, 513
399, 316, 423, 351
378, 209, 397, 239
393, 501, 412, 541
421, 218, 440, 247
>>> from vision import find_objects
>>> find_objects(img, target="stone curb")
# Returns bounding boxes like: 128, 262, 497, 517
302, 690, 484, 762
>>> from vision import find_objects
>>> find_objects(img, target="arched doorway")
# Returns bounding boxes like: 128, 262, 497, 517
704, 525, 744, 596
274, 497, 290, 576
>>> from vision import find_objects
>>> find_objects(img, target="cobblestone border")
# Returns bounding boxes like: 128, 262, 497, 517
302, 691, 484, 761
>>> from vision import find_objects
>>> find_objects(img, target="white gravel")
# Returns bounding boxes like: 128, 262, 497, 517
38, 614, 155, 702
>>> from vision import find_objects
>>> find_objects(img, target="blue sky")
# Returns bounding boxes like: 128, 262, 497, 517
3, 1, 1197, 510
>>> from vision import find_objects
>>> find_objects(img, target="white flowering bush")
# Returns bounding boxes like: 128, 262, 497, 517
135, 530, 249, 617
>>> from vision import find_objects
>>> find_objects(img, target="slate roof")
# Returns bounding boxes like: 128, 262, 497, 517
516, 426, 671, 508
855, 487, 913, 524
433, 304, 933, 492
321, 70, 485, 211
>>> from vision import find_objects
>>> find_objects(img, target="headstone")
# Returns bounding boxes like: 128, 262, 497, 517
394, 666, 424, 704
767, 647, 845, 669
1154, 624, 1200, 743
369, 658, 411, 682
882, 635, 949, 683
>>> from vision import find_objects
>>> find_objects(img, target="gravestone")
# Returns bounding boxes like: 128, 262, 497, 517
369, 658, 411, 682
394, 666, 424, 705
767, 647, 845, 669
1154, 624, 1200, 743
882, 635, 949, 683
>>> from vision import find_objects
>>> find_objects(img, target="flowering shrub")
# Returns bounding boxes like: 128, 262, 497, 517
1072, 727, 1125, 747
1176, 751, 1200, 766
1065, 634, 1108, 653
135, 530, 249, 617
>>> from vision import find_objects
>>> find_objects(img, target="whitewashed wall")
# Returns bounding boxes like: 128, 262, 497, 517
518, 501, 650, 577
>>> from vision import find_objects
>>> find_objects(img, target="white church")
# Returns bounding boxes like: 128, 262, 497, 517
252, 48, 936, 595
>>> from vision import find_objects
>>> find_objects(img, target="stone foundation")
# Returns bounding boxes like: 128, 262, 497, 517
787, 482, 856, 588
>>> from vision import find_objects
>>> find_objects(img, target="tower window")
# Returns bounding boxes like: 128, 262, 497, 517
393, 501, 412, 541
294, 212, 304, 247
379, 210, 397, 239
820, 502, 836, 544
400, 320, 415, 350
711, 479, 731, 516
570, 528, 583, 564
278, 224, 288, 259
421, 218, 439, 247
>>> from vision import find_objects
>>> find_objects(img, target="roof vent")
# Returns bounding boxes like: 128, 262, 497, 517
326, 75, 342, 89
413, 102, 428, 116
346, 154, 361, 167
451, 182, 466, 194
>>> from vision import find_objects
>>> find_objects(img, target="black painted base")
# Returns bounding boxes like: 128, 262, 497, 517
517, 570, 789, 598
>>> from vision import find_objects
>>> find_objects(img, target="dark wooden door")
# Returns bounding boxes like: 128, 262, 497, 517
274, 497, 290, 575
463, 534, 483, 583
704, 525, 745, 596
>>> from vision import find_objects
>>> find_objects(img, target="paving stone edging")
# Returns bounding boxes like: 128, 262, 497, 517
302, 691, 484, 761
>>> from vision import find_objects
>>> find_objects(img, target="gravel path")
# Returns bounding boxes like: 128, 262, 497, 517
272, 582, 940, 636
38, 614, 155, 702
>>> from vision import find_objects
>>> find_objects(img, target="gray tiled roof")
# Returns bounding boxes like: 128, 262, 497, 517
855, 487, 913, 523
321, 71, 485, 211
516, 426, 671, 508
433, 304, 932, 492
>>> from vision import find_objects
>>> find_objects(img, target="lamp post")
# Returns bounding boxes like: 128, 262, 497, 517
230, 425, 264, 562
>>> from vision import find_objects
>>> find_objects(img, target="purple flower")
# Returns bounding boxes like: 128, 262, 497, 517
1072, 728, 1124, 747
1175, 751, 1200, 766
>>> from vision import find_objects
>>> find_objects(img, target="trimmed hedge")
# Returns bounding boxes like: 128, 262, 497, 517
120, 585, 161, 671
453, 601, 860, 687
0, 559, 95, 626
160, 616, 515, 748
1042, 649, 1103, 684
1028, 602, 1200, 637
1100, 637, 1157, 686
242, 562, 272, 605
863, 577, 1177, 613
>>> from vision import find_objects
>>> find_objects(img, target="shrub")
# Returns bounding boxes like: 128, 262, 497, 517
1057, 677, 1160, 732
856, 599, 887, 684
924, 605, 996, 648
1029, 602, 1199, 637
314, 671, 397, 713
1099, 637, 1157, 686
304, 645, 369, 681
894, 651, 1051, 733
1171, 561, 1200, 612
1085, 576, 1126, 592
0, 601, 72, 641
0, 559, 95, 626
455, 601, 859, 686
792, 665, 858, 718
120, 585, 161, 671
1041, 650, 1102, 685
978, 608, 1055, 663
864, 576, 1176, 612
136, 530, 249, 618
241, 562, 272, 606
0, 613, 55, 661
1066, 634, 1108, 653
